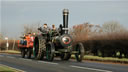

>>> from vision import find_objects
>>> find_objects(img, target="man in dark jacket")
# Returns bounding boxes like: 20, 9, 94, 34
38, 23, 51, 41
38, 23, 49, 34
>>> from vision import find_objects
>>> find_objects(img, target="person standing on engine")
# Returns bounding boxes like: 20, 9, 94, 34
38, 23, 50, 40
51, 24, 59, 36
38, 23, 50, 35
52, 24, 56, 30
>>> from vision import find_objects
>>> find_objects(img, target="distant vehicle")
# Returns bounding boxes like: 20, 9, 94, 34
18, 33, 34, 58
33, 9, 85, 62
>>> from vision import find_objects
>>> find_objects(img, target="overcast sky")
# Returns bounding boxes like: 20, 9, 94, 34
1, 0, 128, 38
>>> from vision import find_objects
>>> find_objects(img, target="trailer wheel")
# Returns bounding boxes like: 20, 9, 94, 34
21, 48, 26, 58
33, 37, 45, 60
46, 42, 55, 61
60, 53, 71, 61
27, 48, 32, 59
75, 43, 85, 62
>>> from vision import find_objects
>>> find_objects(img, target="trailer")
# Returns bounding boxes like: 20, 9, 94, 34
18, 33, 34, 58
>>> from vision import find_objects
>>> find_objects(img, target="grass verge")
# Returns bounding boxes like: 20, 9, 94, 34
71, 55, 128, 64
0, 64, 24, 72
0, 50, 20, 54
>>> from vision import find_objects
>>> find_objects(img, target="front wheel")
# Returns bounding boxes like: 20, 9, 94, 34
60, 53, 71, 61
27, 48, 32, 59
46, 42, 55, 61
33, 38, 45, 60
75, 43, 85, 62
21, 48, 26, 58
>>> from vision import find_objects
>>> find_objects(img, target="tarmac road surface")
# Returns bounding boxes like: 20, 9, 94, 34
0, 53, 128, 72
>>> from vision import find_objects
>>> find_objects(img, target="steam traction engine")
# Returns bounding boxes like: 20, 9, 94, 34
33, 9, 85, 62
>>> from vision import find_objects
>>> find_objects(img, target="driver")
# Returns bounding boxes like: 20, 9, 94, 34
52, 24, 56, 30
51, 24, 59, 36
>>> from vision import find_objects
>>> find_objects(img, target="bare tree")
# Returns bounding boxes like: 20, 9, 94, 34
0, 33, 3, 40
101, 21, 126, 33
0, 31, 6, 40
22, 24, 39, 35
70, 22, 93, 43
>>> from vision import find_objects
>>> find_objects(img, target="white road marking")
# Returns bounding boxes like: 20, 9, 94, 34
70, 65, 113, 72
0, 64, 25, 72
6, 56, 15, 58
19, 58, 32, 61
38, 61, 58, 65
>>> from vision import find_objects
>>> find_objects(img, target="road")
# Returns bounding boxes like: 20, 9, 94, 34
0, 53, 128, 72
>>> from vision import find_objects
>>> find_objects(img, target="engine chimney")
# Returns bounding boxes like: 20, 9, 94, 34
63, 9, 69, 34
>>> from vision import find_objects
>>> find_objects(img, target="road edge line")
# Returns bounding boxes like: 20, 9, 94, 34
70, 65, 113, 72
38, 61, 58, 65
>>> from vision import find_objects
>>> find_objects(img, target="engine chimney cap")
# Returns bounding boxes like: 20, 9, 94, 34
63, 9, 69, 14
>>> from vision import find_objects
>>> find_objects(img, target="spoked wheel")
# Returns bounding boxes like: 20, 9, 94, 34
60, 53, 71, 61
27, 48, 32, 59
46, 42, 55, 61
21, 48, 26, 58
75, 43, 85, 62
33, 38, 45, 60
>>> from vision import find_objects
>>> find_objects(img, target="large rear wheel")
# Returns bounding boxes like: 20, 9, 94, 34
33, 37, 46, 60
46, 42, 55, 61
75, 43, 85, 62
